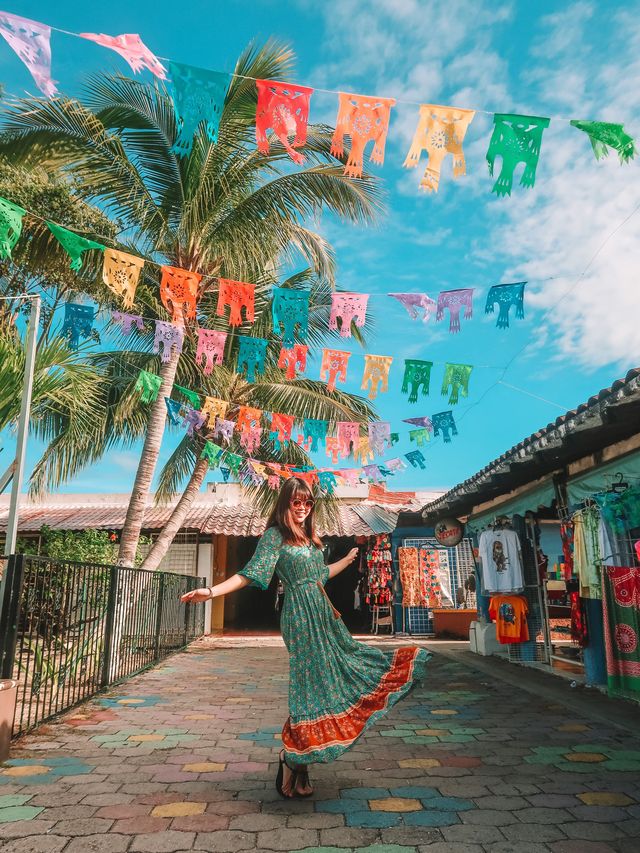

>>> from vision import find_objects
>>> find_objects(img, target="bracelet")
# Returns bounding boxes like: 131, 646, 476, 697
207, 586, 215, 600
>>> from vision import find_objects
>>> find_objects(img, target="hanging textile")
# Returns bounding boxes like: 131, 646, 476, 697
220, 466, 231, 483
195, 329, 227, 375
403, 104, 475, 192
366, 535, 392, 606
200, 396, 229, 428
329, 292, 368, 337
160, 265, 202, 322
594, 487, 640, 537
303, 419, 329, 452
486, 113, 550, 196
488, 595, 530, 644
569, 589, 588, 648
398, 547, 424, 607
368, 421, 392, 456
169, 61, 230, 156
401, 359, 433, 403
153, 320, 184, 362
320, 348, 350, 392
0, 12, 57, 97
240, 425, 262, 454
330, 92, 395, 178
217, 279, 255, 327
441, 362, 472, 405
409, 427, 431, 447
102, 249, 144, 308
602, 566, 640, 696
201, 440, 224, 469
436, 288, 474, 333
405, 449, 426, 470
270, 413, 295, 450
361, 354, 393, 401
361, 463, 384, 483
337, 422, 359, 458
112, 311, 144, 335
318, 471, 337, 495
404, 415, 432, 429
164, 397, 183, 425
326, 437, 341, 464
62, 303, 94, 350
353, 436, 374, 465
214, 418, 235, 444
419, 549, 443, 607
560, 521, 575, 578
485, 282, 525, 329
388, 292, 437, 322
80, 32, 166, 78
0, 197, 25, 259
255, 79, 313, 164
236, 335, 268, 382
182, 406, 206, 436
570, 120, 636, 164
478, 527, 525, 594
47, 222, 104, 271
135, 370, 162, 403
237, 406, 262, 432
272, 288, 309, 347
390, 432, 399, 445
174, 384, 201, 410
278, 344, 307, 380
573, 507, 602, 598
432, 410, 457, 443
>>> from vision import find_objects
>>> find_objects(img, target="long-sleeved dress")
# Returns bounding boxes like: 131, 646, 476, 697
238, 525, 430, 766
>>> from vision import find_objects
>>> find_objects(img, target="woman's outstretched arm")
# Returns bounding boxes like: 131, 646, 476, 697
327, 547, 359, 580
181, 573, 251, 603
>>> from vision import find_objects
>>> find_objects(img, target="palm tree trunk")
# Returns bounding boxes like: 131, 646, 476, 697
117, 346, 181, 566
140, 456, 209, 571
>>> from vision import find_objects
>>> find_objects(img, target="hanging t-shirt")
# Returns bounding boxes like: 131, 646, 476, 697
489, 594, 529, 644
478, 528, 524, 593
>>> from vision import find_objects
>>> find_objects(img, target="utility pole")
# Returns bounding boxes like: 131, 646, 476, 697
3, 295, 40, 557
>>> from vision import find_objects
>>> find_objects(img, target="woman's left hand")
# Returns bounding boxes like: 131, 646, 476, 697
346, 547, 359, 564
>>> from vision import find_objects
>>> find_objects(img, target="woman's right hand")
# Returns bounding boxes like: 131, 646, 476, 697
181, 587, 212, 604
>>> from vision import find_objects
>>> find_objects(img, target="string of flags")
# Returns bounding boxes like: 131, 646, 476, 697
0, 194, 529, 338
131, 370, 461, 492
0, 11, 636, 199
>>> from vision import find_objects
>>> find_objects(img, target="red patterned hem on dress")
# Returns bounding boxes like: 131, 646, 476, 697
282, 646, 429, 765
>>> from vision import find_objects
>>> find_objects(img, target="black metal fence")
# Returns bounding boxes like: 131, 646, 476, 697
0, 554, 205, 736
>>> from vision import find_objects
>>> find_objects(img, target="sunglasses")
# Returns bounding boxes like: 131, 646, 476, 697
291, 499, 314, 510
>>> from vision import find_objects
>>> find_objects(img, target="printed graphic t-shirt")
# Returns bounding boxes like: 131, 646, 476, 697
478, 528, 525, 593
489, 594, 529, 644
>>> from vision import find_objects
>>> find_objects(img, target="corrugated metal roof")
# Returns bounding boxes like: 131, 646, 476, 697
352, 504, 399, 534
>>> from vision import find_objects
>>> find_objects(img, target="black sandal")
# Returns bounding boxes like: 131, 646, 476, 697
294, 767, 313, 798
275, 749, 294, 798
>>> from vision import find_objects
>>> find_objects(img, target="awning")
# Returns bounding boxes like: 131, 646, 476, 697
566, 451, 640, 504
466, 479, 556, 533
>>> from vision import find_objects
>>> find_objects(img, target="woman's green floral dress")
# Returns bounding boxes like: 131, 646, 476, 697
238, 525, 430, 766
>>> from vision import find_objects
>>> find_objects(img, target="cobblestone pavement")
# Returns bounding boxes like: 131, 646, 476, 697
1, 638, 640, 853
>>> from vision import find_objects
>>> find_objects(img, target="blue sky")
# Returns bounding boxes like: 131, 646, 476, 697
2, 0, 640, 494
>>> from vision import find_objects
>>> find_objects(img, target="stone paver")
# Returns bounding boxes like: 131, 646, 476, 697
0, 638, 639, 851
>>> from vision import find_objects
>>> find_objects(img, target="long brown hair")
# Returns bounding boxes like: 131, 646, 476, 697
266, 477, 323, 548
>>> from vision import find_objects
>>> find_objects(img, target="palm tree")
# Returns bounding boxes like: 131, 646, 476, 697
2, 42, 384, 566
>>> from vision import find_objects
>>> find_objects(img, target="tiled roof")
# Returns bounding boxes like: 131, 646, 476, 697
0, 489, 423, 538
422, 367, 640, 519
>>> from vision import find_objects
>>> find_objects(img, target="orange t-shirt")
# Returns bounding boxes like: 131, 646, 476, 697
489, 595, 529, 644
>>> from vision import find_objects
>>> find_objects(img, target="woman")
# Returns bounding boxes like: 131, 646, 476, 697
182, 476, 430, 798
